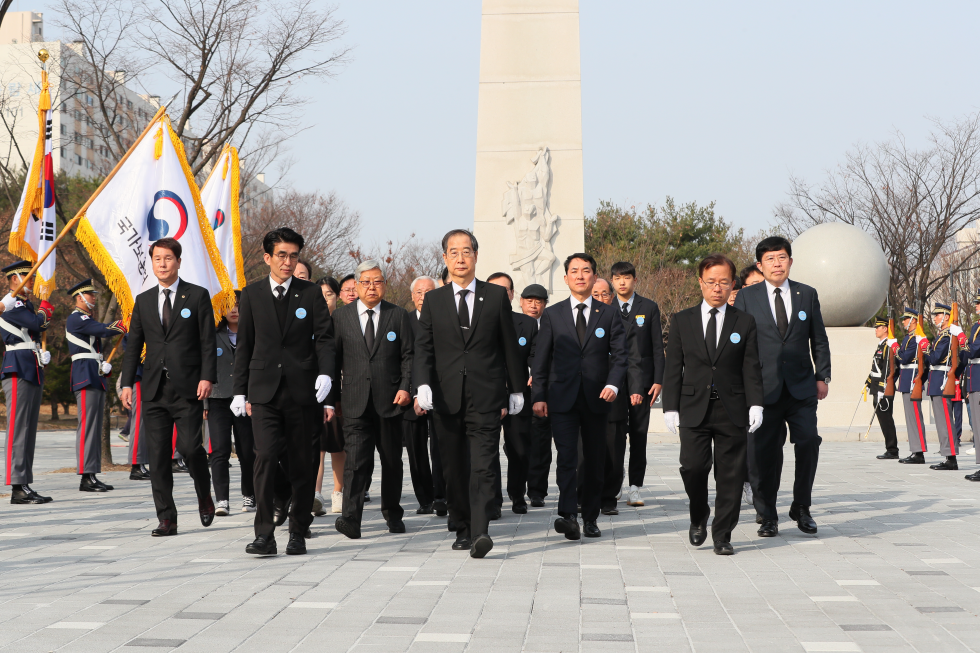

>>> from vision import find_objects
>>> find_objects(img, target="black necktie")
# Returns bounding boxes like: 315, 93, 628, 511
576, 303, 587, 346
621, 302, 630, 319
364, 308, 375, 351
458, 289, 470, 330
774, 288, 788, 339
275, 285, 285, 301
161, 288, 171, 331
706, 307, 718, 360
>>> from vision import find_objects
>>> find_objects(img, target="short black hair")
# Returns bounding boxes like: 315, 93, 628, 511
263, 227, 305, 255
441, 229, 478, 253
697, 253, 737, 280
739, 264, 763, 285
486, 272, 514, 291
564, 252, 597, 274
440, 267, 449, 283
610, 261, 636, 278
340, 273, 355, 286
149, 237, 181, 259
317, 276, 341, 295
755, 236, 792, 262
732, 277, 743, 291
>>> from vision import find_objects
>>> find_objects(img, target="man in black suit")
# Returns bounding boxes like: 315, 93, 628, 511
333, 260, 413, 538
733, 236, 831, 537
521, 284, 553, 507
487, 272, 538, 516
120, 237, 217, 537
232, 228, 335, 556
610, 262, 665, 508
532, 253, 628, 540
662, 254, 765, 555
415, 229, 527, 559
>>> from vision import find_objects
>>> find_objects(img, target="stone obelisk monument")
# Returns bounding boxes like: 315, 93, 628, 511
473, 0, 584, 304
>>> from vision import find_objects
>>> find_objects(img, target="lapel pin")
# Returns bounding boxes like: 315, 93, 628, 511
181, 295, 185, 299
479, 297, 484, 301
295, 294, 298, 298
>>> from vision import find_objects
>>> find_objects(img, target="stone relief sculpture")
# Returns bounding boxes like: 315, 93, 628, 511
502, 147, 560, 291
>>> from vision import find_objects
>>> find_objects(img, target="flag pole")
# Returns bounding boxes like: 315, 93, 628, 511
104, 335, 124, 364
10, 105, 168, 299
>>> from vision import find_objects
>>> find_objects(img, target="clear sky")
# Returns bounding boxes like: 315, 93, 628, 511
15, 1, 980, 246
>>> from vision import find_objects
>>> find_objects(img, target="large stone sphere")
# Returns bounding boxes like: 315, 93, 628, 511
788, 223, 889, 327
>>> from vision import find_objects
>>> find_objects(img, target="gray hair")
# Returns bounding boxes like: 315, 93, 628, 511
410, 276, 436, 293
355, 259, 385, 280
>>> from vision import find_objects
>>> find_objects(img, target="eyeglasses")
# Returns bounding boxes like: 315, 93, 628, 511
593, 291, 613, 298
446, 249, 474, 260
273, 252, 300, 262
358, 280, 385, 288
699, 279, 732, 289
761, 254, 789, 264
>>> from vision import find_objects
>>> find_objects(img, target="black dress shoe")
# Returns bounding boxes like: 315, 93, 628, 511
452, 534, 472, 550
10, 485, 50, 504
713, 541, 734, 555
554, 515, 581, 541
172, 459, 189, 473
273, 498, 288, 526
877, 451, 899, 460
151, 520, 178, 536
930, 456, 958, 470
788, 505, 817, 534
512, 502, 528, 515
334, 516, 361, 539
601, 506, 619, 516
899, 452, 925, 464
757, 519, 778, 537
433, 499, 448, 516
965, 470, 980, 481
286, 532, 307, 555
388, 519, 406, 534
583, 521, 601, 538
79, 474, 110, 492
530, 497, 545, 508
199, 495, 216, 527
416, 503, 434, 515
489, 506, 502, 521
470, 534, 493, 558
129, 464, 151, 481
246, 535, 277, 555
689, 517, 708, 547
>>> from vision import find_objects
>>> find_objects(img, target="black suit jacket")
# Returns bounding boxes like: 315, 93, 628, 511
414, 280, 527, 414
733, 279, 831, 405
333, 299, 413, 419
662, 304, 765, 428
232, 277, 335, 405
531, 298, 629, 414
121, 279, 217, 400
511, 312, 538, 417
621, 293, 666, 391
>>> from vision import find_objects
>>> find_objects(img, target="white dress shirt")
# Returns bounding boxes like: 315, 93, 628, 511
158, 278, 179, 323
617, 293, 635, 315
357, 299, 381, 335
700, 301, 727, 347
570, 295, 594, 326
269, 274, 293, 299
765, 278, 792, 326
416, 309, 421, 319
451, 278, 477, 323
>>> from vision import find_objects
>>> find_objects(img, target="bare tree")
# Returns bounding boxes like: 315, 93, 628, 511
776, 112, 980, 319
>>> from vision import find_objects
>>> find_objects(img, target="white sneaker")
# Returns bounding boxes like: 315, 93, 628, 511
331, 491, 343, 513
743, 482, 754, 506
242, 496, 256, 512
312, 492, 327, 517
215, 500, 229, 516
626, 485, 644, 506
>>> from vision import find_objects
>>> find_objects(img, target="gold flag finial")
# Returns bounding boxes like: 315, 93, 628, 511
37, 49, 49, 63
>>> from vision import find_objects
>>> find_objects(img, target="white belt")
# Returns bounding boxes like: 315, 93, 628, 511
65, 331, 102, 363
970, 358, 980, 365
71, 353, 101, 361
900, 364, 918, 370
931, 365, 952, 372
0, 317, 41, 364
4, 342, 37, 352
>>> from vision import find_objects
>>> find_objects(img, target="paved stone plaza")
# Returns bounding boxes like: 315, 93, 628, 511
2, 429, 980, 652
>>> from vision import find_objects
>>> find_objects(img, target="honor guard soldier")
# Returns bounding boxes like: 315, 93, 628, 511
66, 279, 127, 492
897, 308, 929, 464
925, 303, 960, 470
866, 317, 899, 459
121, 335, 150, 480
965, 290, 980, 481
1, 261, 54, 504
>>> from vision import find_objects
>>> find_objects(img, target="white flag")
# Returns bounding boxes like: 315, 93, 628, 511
10, 69, 57, 299
76, 115, 234, 322
200, 145, 245, 289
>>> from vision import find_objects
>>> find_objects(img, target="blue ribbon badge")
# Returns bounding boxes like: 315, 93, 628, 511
387, 331, 396, 342
798, 310, 807, 321
519, 336, 527, 346
595, 327, 606, 338
216, 347, 223, 357
296, 307, 307, 319
180, 308, 191, 318
730, 333, 740, 344
636, 315, 645, 327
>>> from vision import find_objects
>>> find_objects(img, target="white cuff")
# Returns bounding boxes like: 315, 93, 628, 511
603, 384, 619, 397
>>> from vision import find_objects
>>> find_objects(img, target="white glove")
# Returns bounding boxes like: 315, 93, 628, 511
417, 384, 433, 411
39, 350, 51, 366
876, 392, 884, 404
508, 393, 524, 415
748, 405, 764, 433
100, 361, 112, 375
664, 410, 679, 434
951, 324, 963, 336
231, 395, 247, 417
315, 374, 331, 403
0, 293, 15, 311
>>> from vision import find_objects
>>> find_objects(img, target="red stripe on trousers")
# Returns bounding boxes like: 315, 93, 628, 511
78, 388, 86, 473
172, 425, 178, 456
5, 375, 16, 485
914, 401, 926, 450
130, 382, 141, 465
943, 398, 957, 455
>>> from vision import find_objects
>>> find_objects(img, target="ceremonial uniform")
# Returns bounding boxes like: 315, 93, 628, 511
2, 261, 54, 504
65, 279, 126, 492
125, 347, 150, 479
865, 317, 899, 458
896, 308, 929, 461
925, 303, 959, 468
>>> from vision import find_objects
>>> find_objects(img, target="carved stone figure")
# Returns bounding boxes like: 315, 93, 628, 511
502, 147, 560, 290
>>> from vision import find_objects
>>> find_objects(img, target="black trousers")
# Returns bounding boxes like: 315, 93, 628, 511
207, 397, 256, 501
343, 399, 404, 524
429, 418, 446, 501
431, 379, 500, 539
404, 417, 434, 507
625, 400, 651, 487
251, 383, 319, 538
875, 394, 898, 455
494, 411, 533, 507
603, 418, 627, 509
143, 376, 211, 523
552, 390, 608, 522
526, 415, 553, 500
679, 400, 747, 543
753, 385, 821, 521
